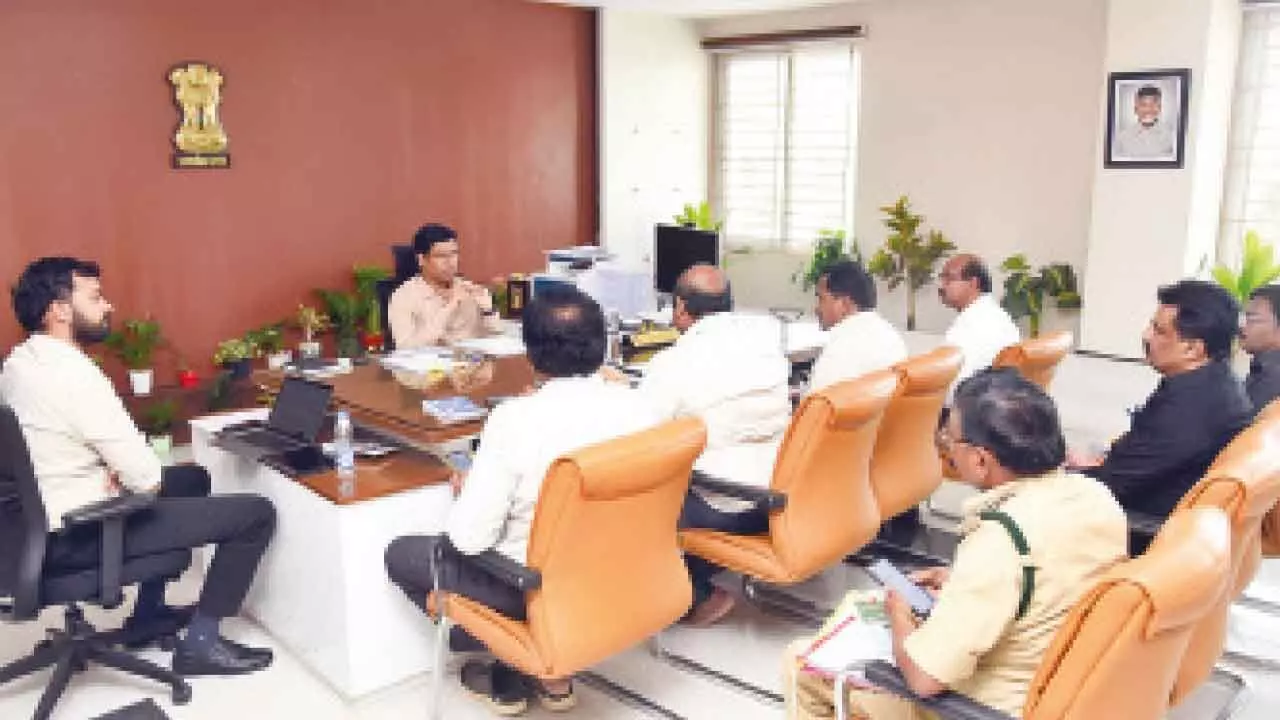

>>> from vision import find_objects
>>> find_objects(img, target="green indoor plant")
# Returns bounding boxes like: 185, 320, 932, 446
213, 337, 254, 380
296, 304, 329, 359
143, 398, 179, 461
1213, 230, 1280, 306
105, 318, 164, 396
672, 201, 723, 233
317, 289, 362, 359
246, 323, 289, 369
867, 196, 956, 331
999, 254, 1082, 337
792, 228, 860, 291
353, 265, 391, 352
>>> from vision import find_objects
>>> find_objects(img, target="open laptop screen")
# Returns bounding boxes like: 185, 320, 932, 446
267, 378, 333, 442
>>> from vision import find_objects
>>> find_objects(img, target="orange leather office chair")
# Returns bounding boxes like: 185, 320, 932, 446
865, 506, 1233, 719
1257, 399, 1280, 558
425, 418, 706, 714
1162, 410, 1280, 707
991, 331, 1074, 391
679, 370, 898, 586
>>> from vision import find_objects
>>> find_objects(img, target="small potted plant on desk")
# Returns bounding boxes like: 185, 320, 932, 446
213, 337, 255, 380
105, 318, 164, 396
248, 324, 291, 370
317, 289, 362, 361
296, 304, 328, 361
143, 398, 179, 463
353, 265, 391, 354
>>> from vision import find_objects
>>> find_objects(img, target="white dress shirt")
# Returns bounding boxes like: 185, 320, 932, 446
447, 374, 662, 563
945, 294, 1021, 394
0, 334, 162, 530
639, 313, 791, 510
808, 311, 908, 394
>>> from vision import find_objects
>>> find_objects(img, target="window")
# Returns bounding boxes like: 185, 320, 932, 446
713, 44, 860, 249
1221, 5, 1280, 264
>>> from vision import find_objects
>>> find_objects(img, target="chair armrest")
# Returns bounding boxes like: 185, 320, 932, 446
863, 661, 1015, 720
690, 473, 787, 512
61, 493, 155, 608
464, 550, 542, 592
60, 492, 156, 529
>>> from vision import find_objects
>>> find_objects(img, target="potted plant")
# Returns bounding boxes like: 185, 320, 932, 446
296, 304, 329, 360
248, 323, 290, 370
104, 318, 164, 396
317, 289, 362, 360
999, 255, 1082, 337
792, 229, 860, 291
672, 201, 723, 232
143, 398, 179, 462
213, 337, 254, 380
867, 196, 956, 331
1213, 230, 1280, 305
353, 265, 391, 353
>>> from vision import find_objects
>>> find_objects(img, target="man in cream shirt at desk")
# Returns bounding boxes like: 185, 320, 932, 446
638, 264, 791, 626
388, 223, 502, 348
938, 254, 1020, 392
808, 259, 907, 393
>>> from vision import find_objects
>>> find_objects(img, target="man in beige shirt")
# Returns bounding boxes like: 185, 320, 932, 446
0, 257, 276, 677
783, 368, 1127, 719
387, 223, 502, 349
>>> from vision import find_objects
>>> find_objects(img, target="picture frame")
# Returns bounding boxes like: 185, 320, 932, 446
1104, 68, 1191, 169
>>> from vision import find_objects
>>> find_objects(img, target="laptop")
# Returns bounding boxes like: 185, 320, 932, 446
219, 377, 333, 457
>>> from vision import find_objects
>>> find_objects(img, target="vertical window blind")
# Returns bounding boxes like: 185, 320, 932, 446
714, 44, 860, 249
1222, 5, 1280, 263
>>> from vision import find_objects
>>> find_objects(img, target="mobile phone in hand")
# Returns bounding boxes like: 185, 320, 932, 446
867, 559, 936, 618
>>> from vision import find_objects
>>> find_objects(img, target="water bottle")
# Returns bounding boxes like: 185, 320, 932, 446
605, 309, 622, 367
334, 410, 356, 498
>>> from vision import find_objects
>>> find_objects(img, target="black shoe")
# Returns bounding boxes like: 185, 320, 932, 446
218, 637, 274, 666
116, 605, 195, 650
172, 636, 273, 677
459, 660, 531, 716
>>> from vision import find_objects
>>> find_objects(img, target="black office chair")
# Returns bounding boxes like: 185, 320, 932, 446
0, 406, 192, 720
379, 243, 420, 351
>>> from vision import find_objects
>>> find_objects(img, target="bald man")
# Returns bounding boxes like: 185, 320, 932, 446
638, 264, 790, 626
938, 254, 1020, 391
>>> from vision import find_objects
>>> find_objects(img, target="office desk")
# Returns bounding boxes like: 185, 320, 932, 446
190, 409, 454, 699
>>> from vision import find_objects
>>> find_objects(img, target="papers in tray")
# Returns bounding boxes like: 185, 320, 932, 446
422, 396, 488, 424
380, 349, 452, 374
800, 589, 894, 681
452, 336, 526, 358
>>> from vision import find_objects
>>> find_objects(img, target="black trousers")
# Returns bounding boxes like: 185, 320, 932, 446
43, 465, 276, 619
679, 489, 770, 606
385, 534, 526, 657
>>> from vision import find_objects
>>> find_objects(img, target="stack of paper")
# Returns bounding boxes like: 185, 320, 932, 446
453, 336, 526, 358
801, 590, 893, 678
380, 349, 451, 374
422, 396, 488, 424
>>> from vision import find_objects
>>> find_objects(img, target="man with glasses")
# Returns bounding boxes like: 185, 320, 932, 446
387, 223, 502, 349
938, 254, 1020, 393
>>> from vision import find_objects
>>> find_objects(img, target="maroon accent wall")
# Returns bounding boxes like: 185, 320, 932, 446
0, 0, 597, 374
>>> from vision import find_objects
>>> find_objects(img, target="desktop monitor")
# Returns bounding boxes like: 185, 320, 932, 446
654, 225, 719, 294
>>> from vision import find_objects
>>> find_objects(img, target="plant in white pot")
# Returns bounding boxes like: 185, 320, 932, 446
104, 318, 164, 396
296, 304, 328, 360
143, 398, 178, 463
248, 323, 291, 369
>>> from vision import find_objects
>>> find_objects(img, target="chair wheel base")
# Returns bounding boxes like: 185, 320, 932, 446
172, 682, 192, 705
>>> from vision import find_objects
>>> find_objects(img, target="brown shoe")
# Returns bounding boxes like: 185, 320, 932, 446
684, 588, 737, 627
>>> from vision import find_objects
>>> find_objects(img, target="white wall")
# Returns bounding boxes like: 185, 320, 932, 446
699, 0, 1108, 331
1080, 0, 1241, 357
598, 11, 709, 271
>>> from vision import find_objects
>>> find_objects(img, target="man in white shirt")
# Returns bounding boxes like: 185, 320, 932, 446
638, 264, 791, 627
0, 257, 276, 676
1113, 85, 1176, 161
939, 254, 1020, 392
385, 286, 661, 715
387, 223, 503, 349
809, 259, 908, 393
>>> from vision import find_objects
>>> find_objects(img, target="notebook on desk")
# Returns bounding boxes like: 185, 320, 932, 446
218, 377, 333, 458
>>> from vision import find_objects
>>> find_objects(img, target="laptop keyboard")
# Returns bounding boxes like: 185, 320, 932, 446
234, 428, 302, 452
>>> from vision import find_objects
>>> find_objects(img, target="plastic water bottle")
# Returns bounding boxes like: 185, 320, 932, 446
605, 309, 622, 367
334, 410, 356, 498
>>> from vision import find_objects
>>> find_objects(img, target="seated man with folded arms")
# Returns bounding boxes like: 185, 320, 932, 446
1240, 284, 1280, 413
637, 264, 791, 626
384, 286, 661, 716
809, 259, 907, 393
938, 254, 1020, 392
387, 223, 502, 349
1067, 280, 1251, 551
783, 368, 1128, 720
0, 257, 276, 676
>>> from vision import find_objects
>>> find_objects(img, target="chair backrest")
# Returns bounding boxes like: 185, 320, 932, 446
869, 347, 962, 519
0, 405, 51, 620
1166, 411, 1280, 703
1258, 398, 1280, 557
767, 370, 898, 581
991, 331, 1074, 391
391, 243, 419, 283
523, 417, 706, 678
1023, 507, 1232, 720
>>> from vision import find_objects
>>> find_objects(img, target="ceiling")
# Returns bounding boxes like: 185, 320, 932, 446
543, 0, 853, 19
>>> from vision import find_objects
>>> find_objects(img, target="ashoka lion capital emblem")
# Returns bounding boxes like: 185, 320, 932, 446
169, 63, 230, 168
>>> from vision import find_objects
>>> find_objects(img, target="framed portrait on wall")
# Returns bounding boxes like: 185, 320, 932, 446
1104, 69, 1191, 169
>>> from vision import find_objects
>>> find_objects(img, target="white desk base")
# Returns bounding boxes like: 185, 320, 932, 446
190, 410, 453, 699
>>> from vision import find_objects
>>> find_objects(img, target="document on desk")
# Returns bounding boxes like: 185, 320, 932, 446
380, 349, 452, 374
452, 336, 526, 358
799, 590, 893, 681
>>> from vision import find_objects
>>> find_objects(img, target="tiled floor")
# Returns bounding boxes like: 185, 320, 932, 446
2, 344, 1279, 719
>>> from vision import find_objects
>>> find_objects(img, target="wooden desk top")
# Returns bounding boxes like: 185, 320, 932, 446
287, 451, 452, 505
